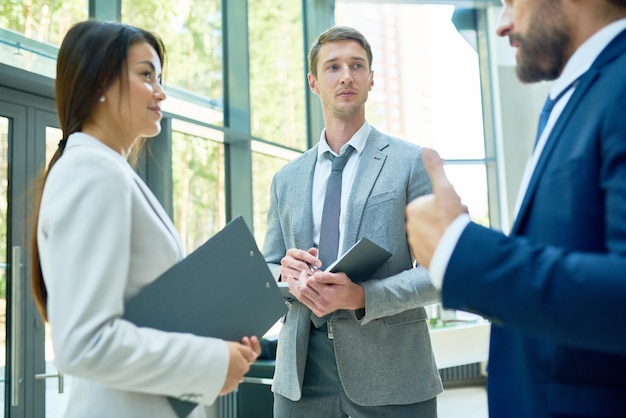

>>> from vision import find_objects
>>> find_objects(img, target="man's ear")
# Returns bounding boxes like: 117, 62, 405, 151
307, 73, 319, 95
368, 70, 374, 90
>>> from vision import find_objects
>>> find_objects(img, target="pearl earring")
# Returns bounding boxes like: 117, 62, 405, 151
99, 95, 106, 103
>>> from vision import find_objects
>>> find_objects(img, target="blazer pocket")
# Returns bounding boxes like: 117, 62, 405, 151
383, 308, 428, 326
365, 189, 397, 209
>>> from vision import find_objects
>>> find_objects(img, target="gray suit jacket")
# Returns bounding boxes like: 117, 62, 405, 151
263, 127, 443, 406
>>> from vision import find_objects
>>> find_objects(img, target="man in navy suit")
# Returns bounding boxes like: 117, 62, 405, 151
406, 0, 626, 417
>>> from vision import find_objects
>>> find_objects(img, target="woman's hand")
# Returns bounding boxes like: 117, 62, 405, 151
220, 336, 261, 395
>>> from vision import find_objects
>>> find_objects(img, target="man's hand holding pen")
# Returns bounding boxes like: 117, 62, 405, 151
280, 247, 365, 317
279, 247, 321, 282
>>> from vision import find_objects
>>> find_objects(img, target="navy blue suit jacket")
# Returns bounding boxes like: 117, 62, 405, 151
442, 29, 626, 417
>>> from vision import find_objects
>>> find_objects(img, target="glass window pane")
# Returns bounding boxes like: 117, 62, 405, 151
248, 0, 306, 150
0, 1, 87, 76
335, 3, 486, 160
171, 130, 225, 253
0, 1, 87, 46
445, 164, 490, 227
0, 117, 8, 380
252, 150, 290, 249
45, 126, 60, 163
122, 0, 224, 122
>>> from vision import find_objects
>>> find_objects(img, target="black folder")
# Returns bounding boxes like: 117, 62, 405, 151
326, 238, 392, 282
278, 238, 392, 300
123, 216, 287, 418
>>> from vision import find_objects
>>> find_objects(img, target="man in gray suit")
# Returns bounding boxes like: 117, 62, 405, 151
263, 26, 442, 417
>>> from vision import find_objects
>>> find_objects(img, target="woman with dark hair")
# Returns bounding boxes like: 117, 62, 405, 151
31, 20, 260, 418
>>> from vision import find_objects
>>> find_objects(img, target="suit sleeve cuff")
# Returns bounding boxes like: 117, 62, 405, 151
428, 214, 471, 289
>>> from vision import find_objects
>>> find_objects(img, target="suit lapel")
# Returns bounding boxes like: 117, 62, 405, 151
512, 28, 626, 234
511, 71, 598, 233
132, 175, 185, 257
343, 128, 388, 247
292, 148, 318, 250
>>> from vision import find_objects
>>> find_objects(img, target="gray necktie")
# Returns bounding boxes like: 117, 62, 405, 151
312, 146, 354, 328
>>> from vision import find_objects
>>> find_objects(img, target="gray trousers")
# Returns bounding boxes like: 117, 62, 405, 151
273, 325, 438, 418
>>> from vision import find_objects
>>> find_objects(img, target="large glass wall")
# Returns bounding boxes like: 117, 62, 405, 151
248, 0, 307, 150
0, 1, 86, 77
251, 148, 292, 248
0, 116, 7, 376
0, 1, 87, 46
335, 2, 490, 227
122, 0, 224, 125
170, 124, 226, 253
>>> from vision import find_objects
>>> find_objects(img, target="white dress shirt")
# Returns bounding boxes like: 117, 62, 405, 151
428, 18, 626, 289
312, 121, 370, 257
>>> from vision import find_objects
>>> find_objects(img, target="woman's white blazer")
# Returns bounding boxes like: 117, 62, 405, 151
38, 133, 227, 418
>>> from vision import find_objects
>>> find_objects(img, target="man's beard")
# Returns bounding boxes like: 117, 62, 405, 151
514, 4, 571, 83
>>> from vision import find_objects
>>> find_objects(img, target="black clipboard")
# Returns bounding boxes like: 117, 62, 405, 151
123, 216, 287, 417
278, 238, 392, 300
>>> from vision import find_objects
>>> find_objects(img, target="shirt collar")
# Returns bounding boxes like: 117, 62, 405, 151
317, 121, 371, 160
551, 18, 626, 99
